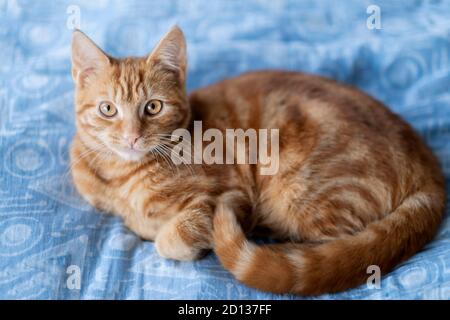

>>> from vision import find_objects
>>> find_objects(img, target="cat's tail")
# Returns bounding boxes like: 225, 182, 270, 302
212, 184, 445, 295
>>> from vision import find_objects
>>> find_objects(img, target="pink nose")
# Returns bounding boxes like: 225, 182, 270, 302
125, 135, 140, 148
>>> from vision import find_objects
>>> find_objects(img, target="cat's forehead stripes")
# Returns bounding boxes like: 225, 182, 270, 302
111, 59, 148, 103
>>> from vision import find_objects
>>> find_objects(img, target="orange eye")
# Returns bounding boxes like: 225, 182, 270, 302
99, 101, 117, 117
144, 99, 163, 116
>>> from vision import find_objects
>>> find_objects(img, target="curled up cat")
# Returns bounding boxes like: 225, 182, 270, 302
70, 26, 446, 295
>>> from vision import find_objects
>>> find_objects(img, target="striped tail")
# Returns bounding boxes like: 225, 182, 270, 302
212, 186, 445, 295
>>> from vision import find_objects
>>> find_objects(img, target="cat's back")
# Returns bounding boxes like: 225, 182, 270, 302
190, 70, 442, 193
190, 70, 406, 136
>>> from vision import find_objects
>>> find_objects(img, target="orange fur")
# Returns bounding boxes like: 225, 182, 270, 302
70, 27, 445, 294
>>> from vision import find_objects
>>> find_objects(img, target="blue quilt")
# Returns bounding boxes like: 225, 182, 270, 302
1, 0, 449, 299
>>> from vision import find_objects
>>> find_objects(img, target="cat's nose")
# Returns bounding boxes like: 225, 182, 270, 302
125, 134, 140, 148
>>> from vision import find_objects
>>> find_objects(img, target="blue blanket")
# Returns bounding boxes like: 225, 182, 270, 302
1, 0, 449, 299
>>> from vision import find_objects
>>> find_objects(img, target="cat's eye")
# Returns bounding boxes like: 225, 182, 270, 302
144, 99, 163, 116
99, 101, 117, 117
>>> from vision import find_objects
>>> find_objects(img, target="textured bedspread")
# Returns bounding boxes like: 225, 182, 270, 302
1, 0, 450, 299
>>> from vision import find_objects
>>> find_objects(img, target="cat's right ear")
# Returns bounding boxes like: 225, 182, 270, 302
71, 30, 110, 87
146, 26, 187, 85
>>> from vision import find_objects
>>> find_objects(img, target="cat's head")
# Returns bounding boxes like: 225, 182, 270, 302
71, 26, 189, 162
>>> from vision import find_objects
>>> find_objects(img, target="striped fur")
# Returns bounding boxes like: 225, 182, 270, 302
71, 27, 446, 294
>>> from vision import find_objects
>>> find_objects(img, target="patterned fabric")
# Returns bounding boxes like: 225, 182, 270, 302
1, 0, 449, 299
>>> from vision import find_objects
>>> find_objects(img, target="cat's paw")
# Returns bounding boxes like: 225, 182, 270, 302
155, 228, 203, 261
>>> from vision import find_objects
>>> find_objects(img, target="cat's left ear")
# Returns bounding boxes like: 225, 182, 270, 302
146, 26, 187, 84
71, 30, 110, 87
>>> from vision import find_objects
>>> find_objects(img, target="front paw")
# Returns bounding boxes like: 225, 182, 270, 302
155, 228, 204, 261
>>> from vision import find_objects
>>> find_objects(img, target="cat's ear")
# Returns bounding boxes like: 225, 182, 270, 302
146, 26, 187, 84
71, 30, 110, 87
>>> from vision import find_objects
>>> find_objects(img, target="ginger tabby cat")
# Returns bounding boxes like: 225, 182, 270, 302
70, 26, 445, 295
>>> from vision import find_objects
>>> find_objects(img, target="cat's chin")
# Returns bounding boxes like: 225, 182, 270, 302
113, 148, 148, 162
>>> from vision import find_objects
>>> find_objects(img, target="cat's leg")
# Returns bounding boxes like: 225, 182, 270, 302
155, 196, 215, 261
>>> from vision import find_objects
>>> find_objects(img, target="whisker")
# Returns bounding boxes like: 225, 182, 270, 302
63, 142, 106, 184
158, 143, 196, 177
158, 137, 204, 165
91, 150, 111, 178
154, 145, 179, 176
149, 149, 161, 168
